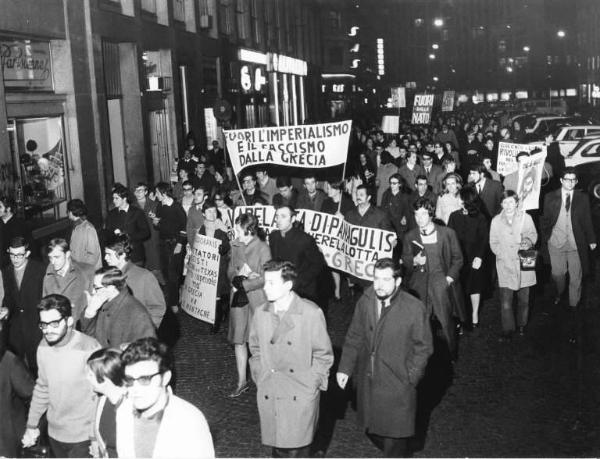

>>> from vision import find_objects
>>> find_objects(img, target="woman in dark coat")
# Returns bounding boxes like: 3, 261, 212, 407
0, 320, 34, 458
448, 185, 489, 328
402, 197, 464, 356
198, 200, 231, 333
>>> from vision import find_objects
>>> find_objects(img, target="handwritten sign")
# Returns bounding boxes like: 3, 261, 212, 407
224, 121, 351, 175
181, 234, 221, 324
517, 150, 547, 210
496, 142, 537, 176
411, 94, 434, 124
442, 91, 455, 112
233, 206, 395, 281
1, 40, 53, 90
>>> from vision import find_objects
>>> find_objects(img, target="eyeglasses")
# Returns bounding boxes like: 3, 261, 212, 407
123, 371, 162, 387
38, 317, 65, 330
8, 252, 26, 259
562, 178, 578, 183
214, 197, 224, 201
92, 285, 106, 293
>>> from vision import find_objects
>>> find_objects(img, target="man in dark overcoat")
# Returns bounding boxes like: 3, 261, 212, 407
337, 258, 432, 457
540, 167, 596, 310
1, 236, 46, 374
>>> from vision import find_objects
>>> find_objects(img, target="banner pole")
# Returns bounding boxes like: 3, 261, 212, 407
234, 170, 247, 206
337, 158, 349, 214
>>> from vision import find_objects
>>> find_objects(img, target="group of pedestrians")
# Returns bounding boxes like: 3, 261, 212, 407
0, 107, 597, 459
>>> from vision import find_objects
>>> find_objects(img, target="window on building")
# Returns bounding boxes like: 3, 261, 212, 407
498, 40, 506, 53
251, 0, 262, 44
198, 0, 215, 29
141, 0, 157, 14
236, 0, 250, 40
275, 0, 283, 49
328, 11, 342, 29
219, 0, 234, 35
265, 1, 276, 48
173, 0, 185, 22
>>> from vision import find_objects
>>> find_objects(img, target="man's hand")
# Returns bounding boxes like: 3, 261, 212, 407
472, 257, 482, 270
0, 307, 9, 321
400, 216, 407, 226
590, 243, 597, 251
414, 252, 427, 266
446, 276, 454, 285
84, 291, 107, 318
336, 372, 349, 389
22, 427, 40, 448
173, 243, 183, 255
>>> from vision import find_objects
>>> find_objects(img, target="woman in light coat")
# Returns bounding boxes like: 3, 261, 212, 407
490, 190, 537, 340
227, 213, 271, 398
68, 199, 102, 270
435, 173, 463, 224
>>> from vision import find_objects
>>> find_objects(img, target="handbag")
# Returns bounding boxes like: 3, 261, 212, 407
19, 443, 50, 458
517, 213, 538, 271
230, 288, 249, 308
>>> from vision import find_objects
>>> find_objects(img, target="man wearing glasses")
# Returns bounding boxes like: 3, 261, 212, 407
1, 236, 46, 375
22, 294, 101, 458
116, 337, 215, 458
541, 168, 597, 334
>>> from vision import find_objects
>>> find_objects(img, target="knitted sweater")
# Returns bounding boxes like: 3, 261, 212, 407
27, 330, 100, 442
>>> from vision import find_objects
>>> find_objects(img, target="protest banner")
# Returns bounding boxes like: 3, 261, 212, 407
516, 150, 547, 210
223, 121, 352, 176
411, 93, 434, 124
391, 86, 406, 108
381, 115, 400, 134
441, 90, 455, 112
181, 234, 221, 324
496, 142, 538, 176
232, 206, 396, 281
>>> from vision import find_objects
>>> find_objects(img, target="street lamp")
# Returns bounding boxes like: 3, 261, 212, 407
523, 45, 530, 52
433, 18, 444, 27
432, 76, 439, 82
429, 53, 436, 60
557, 30, 566, 38
432, 43, 439, 50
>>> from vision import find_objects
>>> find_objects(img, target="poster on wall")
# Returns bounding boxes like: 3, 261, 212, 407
181, 234, 221, 324
411, 94, 434, 124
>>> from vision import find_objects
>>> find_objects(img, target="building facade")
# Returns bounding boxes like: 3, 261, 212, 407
0, 0, 325, 235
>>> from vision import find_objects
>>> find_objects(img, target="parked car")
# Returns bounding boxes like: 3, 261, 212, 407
564, 137, 600, 199
529, 125, 600, 156
523, 116, 592, 141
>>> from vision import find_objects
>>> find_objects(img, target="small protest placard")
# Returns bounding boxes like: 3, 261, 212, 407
181, 234, 221, 324
497, 142, 537, 176
517, 150, 547, 210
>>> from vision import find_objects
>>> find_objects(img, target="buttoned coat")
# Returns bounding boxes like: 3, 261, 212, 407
227, 236, 271, 310
478, 178, 503, 218
345, 204, 394, 232
249, 293, 333, 448
490, 210, 538, 290
338, 287, 432, 438
2, 259, 46, 371
42, 260, 94, 321
540, 189, 596, 276
105, 206, 151, 263
121, 262, 166, 328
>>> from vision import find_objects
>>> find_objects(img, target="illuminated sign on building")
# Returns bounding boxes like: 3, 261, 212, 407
240, 64, 267, 93
377, 38, 385, 76
268, 53, 307, 76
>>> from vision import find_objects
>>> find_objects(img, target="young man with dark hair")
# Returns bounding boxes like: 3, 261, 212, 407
468, 163, 503, 218
296, 174, 327, 212
152, 183, 187, 312
1, 236, 46, 374
249, 260, 333, 458
116, 337, 214, 458
255, 167, 278, 204
272, 176, 298, 208
104, 235, 166, 328
105, 185, 151, 266
235, 172, 268, 206
345, 184, 393, 231
80, 267, 156, 348
338, 258, 432, 458
22, 294, 101, 458
0, 195, 32, 267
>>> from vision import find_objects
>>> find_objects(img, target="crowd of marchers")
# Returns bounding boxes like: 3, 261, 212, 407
0, 106, 597, 458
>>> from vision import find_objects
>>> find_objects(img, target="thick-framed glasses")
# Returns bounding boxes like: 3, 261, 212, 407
38, 317, 65, 330
8, 252, 26, 259
562, 178, 577, 183
123, 372, 162, 387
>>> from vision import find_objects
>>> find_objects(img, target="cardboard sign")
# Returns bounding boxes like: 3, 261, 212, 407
233, 206, 396, 281
517, 150, 547, 210
181, 234, 221, 324
442, 91, 455, 112
496, 142, 538, 176
224, 121, 351, 175
411, 94, 434, 125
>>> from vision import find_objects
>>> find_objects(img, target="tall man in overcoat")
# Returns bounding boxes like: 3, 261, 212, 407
249, 260, 333, 457
337, 258, 433, 457
541, 167, 596, 310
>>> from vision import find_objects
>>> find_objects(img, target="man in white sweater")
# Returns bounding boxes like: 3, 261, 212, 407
22, 294, 101, 457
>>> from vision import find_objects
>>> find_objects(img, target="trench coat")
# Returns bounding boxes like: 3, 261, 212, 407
402, 225, 463, 352
338, 287, 432, 438
490, 210, 538, 290
42, 260, 94, 321
249, 293, 333, 448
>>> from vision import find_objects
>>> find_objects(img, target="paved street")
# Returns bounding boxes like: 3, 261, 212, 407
172, 270, 600, 457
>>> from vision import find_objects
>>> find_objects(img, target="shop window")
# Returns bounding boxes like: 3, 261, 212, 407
7, 117, 70, 219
